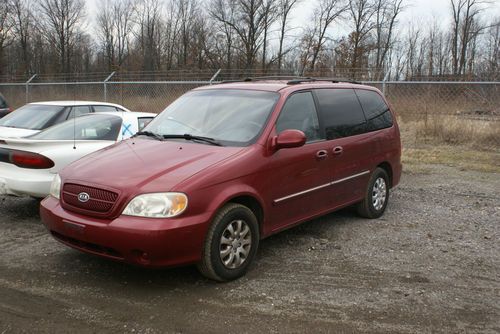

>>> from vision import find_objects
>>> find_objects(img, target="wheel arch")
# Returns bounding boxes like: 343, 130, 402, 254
377, 161, 393, 187
226, 195, 264, 235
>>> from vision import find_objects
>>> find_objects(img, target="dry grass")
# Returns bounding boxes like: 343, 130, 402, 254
399, 116, 499, 150
417, 116, 498, 148
402, 146, 500, 173
399, 115, 500, 173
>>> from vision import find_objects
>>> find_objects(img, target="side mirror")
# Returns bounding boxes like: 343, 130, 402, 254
272, 129, 306, 151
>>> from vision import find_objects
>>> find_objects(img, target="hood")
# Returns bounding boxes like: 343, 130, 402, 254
0, 126, 40, 138
61, 138, 244, 193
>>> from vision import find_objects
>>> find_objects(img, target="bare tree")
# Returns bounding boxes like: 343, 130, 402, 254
403, 24, 422, 79
276, 0, 300, 71
39, 0, 86, 74
373, 0, 404, 78
135, 0, 164, 71
450, 0, 490, 76
348, 0, 376, 70
0, 0, 14, 75
305, 0, 348, 72
260, 0, 278, 71
11, 0, 34, 74
209, 0, 238, 69
210, 0, 270, 70
96, 0, 115, 70
484, 18, 499, 77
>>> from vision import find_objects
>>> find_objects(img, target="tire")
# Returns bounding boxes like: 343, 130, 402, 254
356, 167, 390, 219
197, 203, 259, 282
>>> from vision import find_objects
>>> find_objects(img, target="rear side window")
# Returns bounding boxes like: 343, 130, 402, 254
355, 89, 393, 131
93, 105, 119, 113
276, 92, 321, 142
314, 89, 366, 140
68, 106, 91, 118
31, 114, 122, 141
0, 104, 65, 130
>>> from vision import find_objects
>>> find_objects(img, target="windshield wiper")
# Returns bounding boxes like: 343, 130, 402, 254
162, 134, 222, 146
133, 131, 164, 141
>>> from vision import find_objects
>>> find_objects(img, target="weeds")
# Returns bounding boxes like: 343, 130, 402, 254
399, 116, 499, 150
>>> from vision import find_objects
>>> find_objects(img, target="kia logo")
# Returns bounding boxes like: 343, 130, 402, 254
78, 192, 90, 203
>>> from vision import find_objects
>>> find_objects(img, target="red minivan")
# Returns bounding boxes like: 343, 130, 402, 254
41, 79, 402, 281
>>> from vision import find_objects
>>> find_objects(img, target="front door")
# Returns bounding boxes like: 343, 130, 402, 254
264, 91, 333, 233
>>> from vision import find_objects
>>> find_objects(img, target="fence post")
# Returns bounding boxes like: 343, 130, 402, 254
25, 74, 37, 103
209, 69, 222, 85
103, 72, 116, 102
382, 72, 390, 96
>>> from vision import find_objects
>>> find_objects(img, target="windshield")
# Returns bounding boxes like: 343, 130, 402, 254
144, 89, 279, 146
30, 114, 122, 141
0, 104, 65, 130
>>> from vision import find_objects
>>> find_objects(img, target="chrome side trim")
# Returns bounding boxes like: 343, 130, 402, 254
273, 182, 332, 203
273, 170, 370, 204
331, 170, 370, 185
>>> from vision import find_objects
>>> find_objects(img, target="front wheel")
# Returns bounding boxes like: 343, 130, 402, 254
357, 168, 390, 219
197, 203, 259, 282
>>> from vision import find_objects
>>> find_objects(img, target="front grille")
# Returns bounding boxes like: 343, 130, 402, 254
62, 183, 119, 216
51, 231, 123, 259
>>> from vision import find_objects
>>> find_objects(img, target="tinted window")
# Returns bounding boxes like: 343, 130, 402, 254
276, 92, 321, 142
146, 89, 279, 146
31, 114, 122, 141
0, 104, 65, 130
315, 89, 366, 140
93, 105, 119, 113
355, 89, 393, 131
67, 106, 91, 119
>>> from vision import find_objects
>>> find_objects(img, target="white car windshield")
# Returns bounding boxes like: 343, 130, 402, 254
30, 114, 122, 141
144, 89, 279, 146
0, 104, 65, 130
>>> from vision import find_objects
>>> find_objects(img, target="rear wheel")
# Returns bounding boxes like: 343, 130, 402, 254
357, 167, 389, 219
197, 203, 259, 282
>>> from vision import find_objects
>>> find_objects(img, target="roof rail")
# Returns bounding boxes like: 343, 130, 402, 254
220, 76, 308, 84
218, 76, 362, 85
220, 77, 253, 84
287, 78, 361, 85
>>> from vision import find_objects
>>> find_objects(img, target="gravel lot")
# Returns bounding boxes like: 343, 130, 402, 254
0, 165, 499, 333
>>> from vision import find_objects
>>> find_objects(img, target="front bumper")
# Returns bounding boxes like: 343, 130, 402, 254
40, 196, 211, 268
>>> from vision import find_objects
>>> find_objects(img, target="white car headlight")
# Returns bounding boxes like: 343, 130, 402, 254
49, 174, 62, 199
122, 193, 188, 218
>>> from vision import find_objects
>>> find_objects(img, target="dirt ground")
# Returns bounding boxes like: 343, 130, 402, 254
0, 164, 499, 334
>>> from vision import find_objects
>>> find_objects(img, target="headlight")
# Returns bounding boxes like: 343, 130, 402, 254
122, 193, 188, 218
49, 174, 61, 199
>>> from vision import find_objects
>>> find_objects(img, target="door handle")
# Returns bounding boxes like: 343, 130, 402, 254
332, 146, 343, 155
316, 150, 328, 160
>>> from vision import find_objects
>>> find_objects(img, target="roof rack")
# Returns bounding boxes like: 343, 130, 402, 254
220, 77, 254, 83
219, 76, 361, 85
220, 76, 306, 84
287, 78, 361, 85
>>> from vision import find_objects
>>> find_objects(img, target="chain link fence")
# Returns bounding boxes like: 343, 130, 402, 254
1, 81, 209, 113
0, 72, 498, 149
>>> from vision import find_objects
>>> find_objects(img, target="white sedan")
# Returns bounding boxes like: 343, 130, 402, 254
0, 101, 131, 138
0, 111, 155, 198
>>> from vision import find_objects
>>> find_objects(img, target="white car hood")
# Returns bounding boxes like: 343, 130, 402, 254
0, 126, 40, 138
